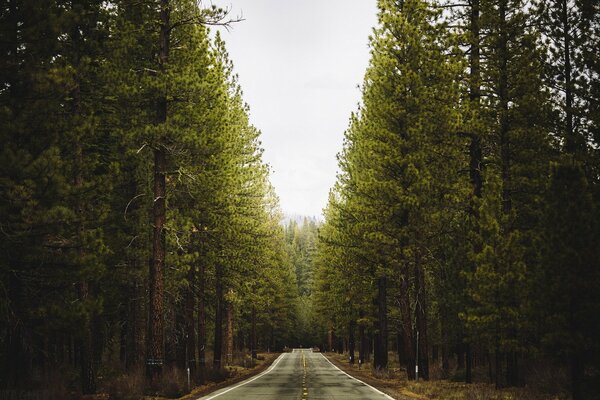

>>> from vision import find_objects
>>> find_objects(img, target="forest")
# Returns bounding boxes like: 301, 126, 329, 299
0, 0, 314, 397
313, 0, 599, 399
0, 0, 599, 399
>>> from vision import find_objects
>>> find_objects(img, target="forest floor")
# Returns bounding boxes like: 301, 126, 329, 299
325, 353, 567, 400
90, 352, 281, 400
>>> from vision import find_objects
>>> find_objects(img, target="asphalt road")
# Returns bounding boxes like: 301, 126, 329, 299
196, 349, 393, 400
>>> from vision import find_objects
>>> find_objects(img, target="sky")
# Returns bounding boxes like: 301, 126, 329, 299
211, 0, 379, 218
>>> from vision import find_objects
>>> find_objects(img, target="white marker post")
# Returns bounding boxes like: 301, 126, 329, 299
415, 330, 419, 382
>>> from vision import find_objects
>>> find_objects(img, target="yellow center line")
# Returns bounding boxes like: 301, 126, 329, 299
302, 351, 308, 399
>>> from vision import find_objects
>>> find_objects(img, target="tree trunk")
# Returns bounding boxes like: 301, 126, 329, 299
71, 17, 95, 391
570, 353, 583, 400
399, 276, 415, 379
358, 320, 366, 364
465, 0, 481, 385
196, 259, 206, 383
184, 266, 196, 376
197, 262, 206, 373
213, 265, 224, 369
373, 276, 388, 370
441, 343, 450, 378
251, 306, 257, 359
348, 320, 355, 364
506, 351, 518, 387
397, 330, 406, 366
561, 0, 576, 154
415, 250, 429, 380
225, 289, 234, 366
147, 0, 169, 384
498, 0, 511, 215
148, 148, 166, 381
495, 342, 502, 389
466, 343, 473, 384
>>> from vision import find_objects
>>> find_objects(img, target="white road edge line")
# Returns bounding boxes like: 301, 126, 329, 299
319, 353, 396, 400
197, 353, 288, 400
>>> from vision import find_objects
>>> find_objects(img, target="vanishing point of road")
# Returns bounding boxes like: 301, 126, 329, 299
196, 348, 393, 400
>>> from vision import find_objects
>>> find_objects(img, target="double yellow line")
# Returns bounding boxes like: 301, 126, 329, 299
301, 351, 308, 399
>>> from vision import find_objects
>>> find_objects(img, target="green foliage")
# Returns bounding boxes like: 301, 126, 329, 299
0, 0, 299, 394
315, 0, 600, 393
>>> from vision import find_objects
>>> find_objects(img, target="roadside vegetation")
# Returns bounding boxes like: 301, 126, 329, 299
312, 1, 600, 400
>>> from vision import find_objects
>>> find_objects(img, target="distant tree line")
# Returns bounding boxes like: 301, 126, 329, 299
313, 0, 599, 399
0, 0, 300, 397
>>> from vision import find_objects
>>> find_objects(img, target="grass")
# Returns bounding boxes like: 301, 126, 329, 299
326, 353, 569, 400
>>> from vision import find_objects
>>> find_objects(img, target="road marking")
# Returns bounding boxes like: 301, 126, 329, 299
318, 353, 395, 400
198, 353, 287, 400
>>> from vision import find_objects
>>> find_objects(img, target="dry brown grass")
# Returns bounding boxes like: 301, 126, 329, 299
326, 353, 568, 400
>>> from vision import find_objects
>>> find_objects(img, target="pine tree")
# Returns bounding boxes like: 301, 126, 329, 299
538, 163, 600, 400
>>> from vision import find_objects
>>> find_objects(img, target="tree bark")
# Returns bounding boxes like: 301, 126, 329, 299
561, 0, 576, 154
71, 9, 96, 390
327, 322, 333, 352
358, 319, 366, 364
197, 261, 207, 382
466, 0, 482, 385
414, 249, 429, 380
373, 276, 388, 370
184, 266, 196, 376
348, 320, 355, 364
251, 306, 257, 359
147, 0, 169, 384
213, 264, 224, 369
399, 276, 415, 379
225, 289, 234, 366
498, 0, 511, 215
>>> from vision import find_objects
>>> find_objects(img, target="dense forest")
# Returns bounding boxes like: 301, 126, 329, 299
0, 0, 311, 397
313, 0, 599, 399
1, 0, 600, 399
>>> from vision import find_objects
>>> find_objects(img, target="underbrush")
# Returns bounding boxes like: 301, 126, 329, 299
328, 352, 573, 400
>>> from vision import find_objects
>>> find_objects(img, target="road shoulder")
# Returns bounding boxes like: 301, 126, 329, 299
323, 353, 426, 400
179, 353, 281, 400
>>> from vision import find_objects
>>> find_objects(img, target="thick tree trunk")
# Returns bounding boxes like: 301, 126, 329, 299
348, 320, 355, 364
358, 320, 366, 365
441, 344, 450, 378
72, 20, 95, 391
373, 276, 388, 370
225, 289, 234, 366
197, 262, 206, 373
251, 306, 257, 359
147, 0, 169, 384
213, 265, 224, 369
148, 148, 166, 381
495, 340, 502, 388
457, 344, 465, 370
465, 343, 473, 384
506, 351, 518, 387
397, 331, 406, 366
561, 0, 575, 154
570, 353, 583, 400
122, 282, 143, 370
399, 276, 415, 379
414, 250, 429, 380
465, 0, 481, 385
498, 0, 511, 215
184, 266, 196, 376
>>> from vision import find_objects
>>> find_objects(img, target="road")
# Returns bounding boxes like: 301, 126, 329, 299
196, 349, 393, 400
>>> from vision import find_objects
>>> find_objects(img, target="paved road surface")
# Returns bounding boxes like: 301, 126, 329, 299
197, 349, 392, 400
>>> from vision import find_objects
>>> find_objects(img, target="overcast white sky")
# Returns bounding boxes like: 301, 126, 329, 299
212, 0, 378, 218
